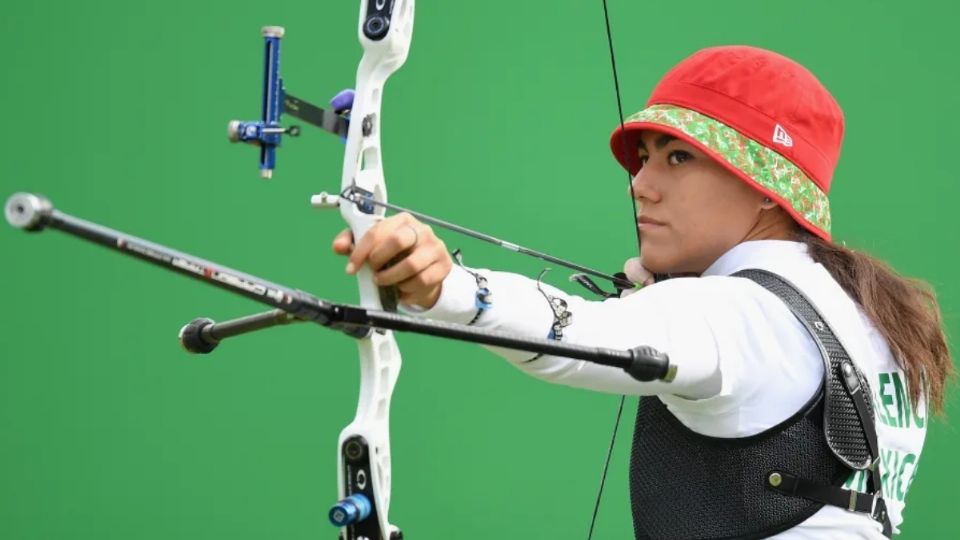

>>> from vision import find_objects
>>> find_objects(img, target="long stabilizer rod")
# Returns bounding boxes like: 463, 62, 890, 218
4, 192, 675, 382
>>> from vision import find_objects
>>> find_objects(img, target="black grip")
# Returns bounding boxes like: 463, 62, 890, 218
623, 345, 672, 382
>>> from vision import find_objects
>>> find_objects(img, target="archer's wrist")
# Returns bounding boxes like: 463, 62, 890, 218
399, 265, 482, 324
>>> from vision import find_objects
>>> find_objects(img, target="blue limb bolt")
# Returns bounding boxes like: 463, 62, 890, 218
329, 493, 372, 526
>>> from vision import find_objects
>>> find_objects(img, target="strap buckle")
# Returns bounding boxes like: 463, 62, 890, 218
847, 489, 869, 513
870, 494, 888, 523
845, 489, 892, 537
846, 489, 881, 516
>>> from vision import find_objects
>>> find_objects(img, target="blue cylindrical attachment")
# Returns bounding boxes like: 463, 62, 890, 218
259, 26, 285, 178
260, 26, 284, 128
329, 493, 372, 526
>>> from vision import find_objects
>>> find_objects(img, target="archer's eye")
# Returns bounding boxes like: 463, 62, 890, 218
668, 150, 692, 165
637, 155, 649, 168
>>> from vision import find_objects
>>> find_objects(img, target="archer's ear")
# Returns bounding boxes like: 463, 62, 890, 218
760, 196, 778, 211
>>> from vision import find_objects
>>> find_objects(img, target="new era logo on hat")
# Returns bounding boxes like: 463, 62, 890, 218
773, 124, 793, 148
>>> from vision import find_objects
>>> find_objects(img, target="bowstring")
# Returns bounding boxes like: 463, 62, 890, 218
586, 0, 641, 538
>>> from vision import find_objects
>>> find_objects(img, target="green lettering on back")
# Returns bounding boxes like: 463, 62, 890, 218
896, 453, 917, 502
892, 372, 909, 428
914, 396, 926, 428
843, 470, 868, 493
844, 471, 858, 489
880, 449, 893, 497
888, 451, 901, 502
907, 457, 920, 495
877, 373, 898, 427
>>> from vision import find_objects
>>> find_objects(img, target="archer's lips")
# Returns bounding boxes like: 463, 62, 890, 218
637, 215, 666, 227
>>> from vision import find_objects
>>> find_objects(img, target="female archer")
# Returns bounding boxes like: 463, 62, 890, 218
333, 46, 952, 538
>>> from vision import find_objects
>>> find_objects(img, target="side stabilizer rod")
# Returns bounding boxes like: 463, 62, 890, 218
179, 309, 300, 354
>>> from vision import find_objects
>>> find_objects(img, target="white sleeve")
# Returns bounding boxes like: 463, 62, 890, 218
403, 265, 725, 399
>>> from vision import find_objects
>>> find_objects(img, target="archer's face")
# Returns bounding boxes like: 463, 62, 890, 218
630, 131, 767, 275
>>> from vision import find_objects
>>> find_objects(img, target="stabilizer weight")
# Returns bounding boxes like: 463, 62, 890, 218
5, 193, 52, 231
179, 317, 218, 354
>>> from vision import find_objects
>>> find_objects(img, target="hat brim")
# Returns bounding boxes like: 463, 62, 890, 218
610, 105, 831, 241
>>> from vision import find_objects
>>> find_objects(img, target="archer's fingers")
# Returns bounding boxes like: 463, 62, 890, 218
373, 240, 445, 286
332, 229, 354, 256
624, 256, 655, 287
396, 259, 453, 308
346, 213, 424, 274
367, 222, 432, 271
346, 222, 390, 273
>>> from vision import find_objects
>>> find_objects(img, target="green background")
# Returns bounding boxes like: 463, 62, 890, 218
1, 0, 957, 538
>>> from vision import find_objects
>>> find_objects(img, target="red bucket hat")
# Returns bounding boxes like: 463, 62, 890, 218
610, 45, 844, 240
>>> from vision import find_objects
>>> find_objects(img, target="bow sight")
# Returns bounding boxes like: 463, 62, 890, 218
226, 26, 350, 179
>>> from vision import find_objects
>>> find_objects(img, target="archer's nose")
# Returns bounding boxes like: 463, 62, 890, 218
629, 170, 660, 203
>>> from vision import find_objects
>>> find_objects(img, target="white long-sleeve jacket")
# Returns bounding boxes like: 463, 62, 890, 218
409, 240, 926, 538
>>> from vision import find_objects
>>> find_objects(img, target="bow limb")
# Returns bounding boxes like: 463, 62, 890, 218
331, 1, 414, 539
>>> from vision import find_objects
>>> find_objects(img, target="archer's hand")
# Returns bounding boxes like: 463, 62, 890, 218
333, 213, 453, 309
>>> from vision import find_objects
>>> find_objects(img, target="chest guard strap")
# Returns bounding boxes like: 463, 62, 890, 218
737, 269, 891, 536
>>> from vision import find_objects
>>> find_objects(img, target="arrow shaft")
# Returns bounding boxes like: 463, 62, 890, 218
343, 188, 636, 290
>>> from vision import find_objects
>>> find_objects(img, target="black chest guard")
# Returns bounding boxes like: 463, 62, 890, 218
629, 269, 892, 540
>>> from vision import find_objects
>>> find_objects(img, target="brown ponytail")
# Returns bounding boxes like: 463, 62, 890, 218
798, 231, 954, 416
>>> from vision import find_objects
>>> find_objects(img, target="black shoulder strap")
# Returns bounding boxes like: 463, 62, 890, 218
733, 269, 893, 537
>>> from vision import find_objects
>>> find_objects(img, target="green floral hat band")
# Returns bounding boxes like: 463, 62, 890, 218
613, 104, 832, 239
